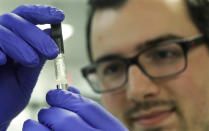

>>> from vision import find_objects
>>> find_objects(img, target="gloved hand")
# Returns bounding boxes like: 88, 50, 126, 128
23, 87, 129, 131
0, 5, 64, 130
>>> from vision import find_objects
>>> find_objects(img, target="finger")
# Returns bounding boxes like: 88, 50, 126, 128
12, 4, 65, 25
0, 50, 7, 65
38, 107, 99, 131
23, 119, 51, 131
15, 56, 47, 93
11, 29, 51, 93
68, 86, 81, 94
0, 13, 58, 59
0, 25, 39, 67
15, 28, 52, 91
46, 90, 125, 130
43, 28, 51, 36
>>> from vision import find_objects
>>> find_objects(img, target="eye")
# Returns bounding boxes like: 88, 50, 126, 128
103, 63, 123, 75
98, 60, 125, 77
143, 43, 184, 65
154, 50, 176, 59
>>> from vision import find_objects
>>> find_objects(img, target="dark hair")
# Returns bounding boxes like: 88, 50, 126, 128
86, 0, 209, 62
86, 0, 127, 62
185, 0, 209, 41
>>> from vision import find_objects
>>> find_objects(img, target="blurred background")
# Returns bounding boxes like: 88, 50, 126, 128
0, 0, 100, 130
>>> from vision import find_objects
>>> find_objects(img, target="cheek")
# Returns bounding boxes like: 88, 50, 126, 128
172, 75, 209, 111
165, 47, 209, 126
182, 47, 209, 113
170, 73, 209, 129
101, 89, 129, 120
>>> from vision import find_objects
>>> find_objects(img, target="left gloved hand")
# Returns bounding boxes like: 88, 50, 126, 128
0, 5, 64, 131
22, 87, 129, 131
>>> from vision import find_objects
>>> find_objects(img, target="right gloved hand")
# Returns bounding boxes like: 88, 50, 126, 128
23, 87, 129, 131
0, 5, 65, 131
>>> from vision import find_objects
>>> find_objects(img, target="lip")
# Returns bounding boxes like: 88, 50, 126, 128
131, 107, 176, 127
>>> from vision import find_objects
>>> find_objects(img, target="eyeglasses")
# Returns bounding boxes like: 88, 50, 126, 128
82, 34, 205, 93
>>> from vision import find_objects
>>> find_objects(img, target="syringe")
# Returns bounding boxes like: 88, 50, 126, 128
51, 23, 69, 90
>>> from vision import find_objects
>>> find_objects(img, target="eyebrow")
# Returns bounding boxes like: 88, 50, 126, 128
94, 34, 183, 63
136, 34, 183, 50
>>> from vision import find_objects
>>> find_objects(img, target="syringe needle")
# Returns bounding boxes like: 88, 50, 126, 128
51, 23, 69, 90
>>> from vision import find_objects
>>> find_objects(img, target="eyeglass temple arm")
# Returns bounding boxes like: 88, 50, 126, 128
187, 34, 205, 47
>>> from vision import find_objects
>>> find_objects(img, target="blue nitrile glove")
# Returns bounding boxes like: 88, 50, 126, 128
0, 5, 64, 130
22, 87, 129, 131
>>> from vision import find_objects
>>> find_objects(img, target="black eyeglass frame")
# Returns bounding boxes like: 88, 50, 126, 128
82, 34, 205, 93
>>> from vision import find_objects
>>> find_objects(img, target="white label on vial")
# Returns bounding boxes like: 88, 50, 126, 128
54, 54, 68, 85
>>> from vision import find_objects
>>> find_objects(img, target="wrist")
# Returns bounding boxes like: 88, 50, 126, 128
0, 121, 10, 131
0, 127, 7, 131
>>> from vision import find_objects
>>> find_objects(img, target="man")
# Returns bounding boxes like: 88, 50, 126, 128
16, 0, 209, 131
83, 0, 209, 130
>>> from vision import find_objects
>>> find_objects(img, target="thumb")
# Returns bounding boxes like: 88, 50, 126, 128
46, 89, 128, 131
23, 119, 51, 131
68, 86, 81, 94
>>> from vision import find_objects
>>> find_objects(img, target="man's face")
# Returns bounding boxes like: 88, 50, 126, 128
91, 0, 209, 130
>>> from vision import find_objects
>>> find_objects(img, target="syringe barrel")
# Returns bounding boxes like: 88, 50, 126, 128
51, 23, 69, 90
54, 53, 68, 90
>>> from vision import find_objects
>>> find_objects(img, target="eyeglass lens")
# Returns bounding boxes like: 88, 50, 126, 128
88, 42, 186, 92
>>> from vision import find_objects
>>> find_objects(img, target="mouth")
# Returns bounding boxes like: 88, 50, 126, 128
130, 107, 176, 127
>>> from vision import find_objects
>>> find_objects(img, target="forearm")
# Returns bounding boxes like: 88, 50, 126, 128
0, 121, 10, 131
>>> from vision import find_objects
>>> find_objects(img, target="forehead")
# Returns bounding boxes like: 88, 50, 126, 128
91, 0, 199, 60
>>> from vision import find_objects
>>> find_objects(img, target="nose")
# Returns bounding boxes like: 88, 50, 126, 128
126, 65, 160, 101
